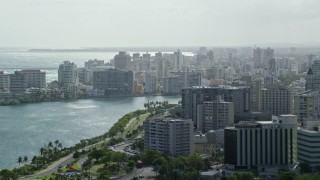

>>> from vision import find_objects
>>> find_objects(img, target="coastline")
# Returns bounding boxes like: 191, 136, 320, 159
0, 98, 178, 169
0, 94, 180, 106
11, 101, 176, 179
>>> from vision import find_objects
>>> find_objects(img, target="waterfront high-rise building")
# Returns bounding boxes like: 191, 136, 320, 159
163, 76, 180, 95
0, 71, 10, 92
261, 85, 292, 115
9, 71, 26, 95
224, 115, 297, 172
77, 68, 90, 85
114, 52, 131, 71
144, 72, 157, 94
20, 70, 46, 89
84, 59, 104, 69
93, 69, 133, 96
132, 53, 141, 61
197, 96, 234, 133
58, 61, 78, 88
144, 117, 193, 155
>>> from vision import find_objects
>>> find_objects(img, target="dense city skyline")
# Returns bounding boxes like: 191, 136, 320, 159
1, 0, 320, 48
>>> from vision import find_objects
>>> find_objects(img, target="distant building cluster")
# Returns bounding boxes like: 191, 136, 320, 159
140, 46, 320, 177
4, 46, 320, 176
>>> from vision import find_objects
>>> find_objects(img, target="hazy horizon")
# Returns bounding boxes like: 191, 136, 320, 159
1, 0, 320, 48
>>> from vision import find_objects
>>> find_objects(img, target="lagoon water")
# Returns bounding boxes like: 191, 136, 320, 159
0, 96, 180, 169
0, 49, 188, 169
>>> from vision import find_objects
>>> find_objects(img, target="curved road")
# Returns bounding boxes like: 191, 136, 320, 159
18, 153, 75, 180
18, 140, 106, 180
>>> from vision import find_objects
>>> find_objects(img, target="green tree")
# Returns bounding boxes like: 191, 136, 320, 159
0, 169, 18, 180
97, 170, 110, 180
89, 149, 104, 162
17, 156, 22, 166
277, 170, 297, 180
23, 156, 28, 164
300, 162, 312, 174
234, 172, 254, 180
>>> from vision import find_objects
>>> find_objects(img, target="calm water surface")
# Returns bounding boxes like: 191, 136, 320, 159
0, 95, 180, 169
0, 50, 188, 169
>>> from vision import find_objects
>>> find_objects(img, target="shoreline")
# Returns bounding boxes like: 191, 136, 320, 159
2, 100, 177, 172
0, 94, 180, 106
12, 101, 177, 179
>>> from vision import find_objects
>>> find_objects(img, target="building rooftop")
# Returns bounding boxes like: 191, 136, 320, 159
296, 90, 320, 96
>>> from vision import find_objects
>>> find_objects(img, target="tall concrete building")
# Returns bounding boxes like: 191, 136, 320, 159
20, 70, 46, 88
84, 59, 106, 83
253, 47, 274, 68
58, 61, 78, 88
163, 76, 180, 95
144, 72, 157, 94
0, 71, 10, 92
182, 86, 250, 127
262, 85, 292, 115
114, 52, 131, 71
306, 60, 320, 90
155, 52, 167, 86
77, 68, 90, 85
9, 71, 27, 95
298, 120, 320, 170
84, 59, 104, 69
268, 58, 277, 76
144, 117, 193, 155
294, 90, 320, 122
93, 69, 133, 96
251, 78, 262, 111
207, 50, 214, 67
173, 50, 183, 71
170, 71, 202, 90
197, 96, 234, 133
225, 115, 297, 172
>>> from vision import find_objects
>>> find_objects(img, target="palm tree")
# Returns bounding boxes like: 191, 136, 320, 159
48, 141, 53, 148
17, 156, 22, 166
23, 156, 28, 164
54, 140, 60, 147
40, 147, 45, 156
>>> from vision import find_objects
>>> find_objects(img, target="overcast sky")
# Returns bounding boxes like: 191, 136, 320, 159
0, 0, 319, 48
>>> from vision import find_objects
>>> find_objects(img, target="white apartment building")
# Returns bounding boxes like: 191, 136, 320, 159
262, 85, 292, 115
294, 90, 320, 122
197, 96, 234, 133
0, 71, 10, 92
144, 117, 193, 155
298, 120, 320, 169
20, 70, 46, 88
58, 61, 78, 88
225, 115, 297, 173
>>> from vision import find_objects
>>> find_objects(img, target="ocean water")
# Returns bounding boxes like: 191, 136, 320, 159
0, 49, 194, 83
0, 49, 185, 169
